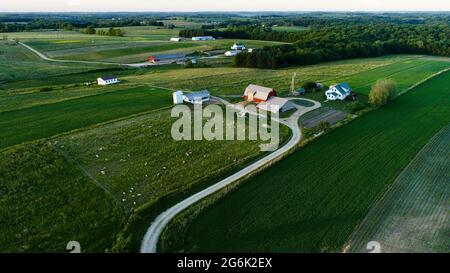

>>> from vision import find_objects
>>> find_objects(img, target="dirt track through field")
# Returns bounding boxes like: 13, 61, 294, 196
140, 97, 321, 253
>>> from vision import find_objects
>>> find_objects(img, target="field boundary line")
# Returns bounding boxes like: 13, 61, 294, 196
54, 145, 131, 213
398, 68, 450, 97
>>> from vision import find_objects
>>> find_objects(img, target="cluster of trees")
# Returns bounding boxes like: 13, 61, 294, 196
232, 24, 449, 69
83, 26, 125, 37
369, 80, 397, 106
95, 28, 125, 37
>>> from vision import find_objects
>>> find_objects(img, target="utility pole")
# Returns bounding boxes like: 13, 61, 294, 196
291, 72, 297, 94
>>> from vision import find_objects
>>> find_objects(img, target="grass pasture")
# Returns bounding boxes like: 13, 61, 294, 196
0, 141, 126, 252
0, 41, 113, 82
0, 107, 290, 252
159, 71, 450, 253
0, 86, 172, 149
347, 124, 450, 253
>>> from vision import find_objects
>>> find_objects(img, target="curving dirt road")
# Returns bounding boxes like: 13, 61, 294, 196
140, 97, 321, 253
19, 42, 172, 68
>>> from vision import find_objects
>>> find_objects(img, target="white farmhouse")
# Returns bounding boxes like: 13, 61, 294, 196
231, 43, 246, 51
97, 76, 119, 86
192, 36, 215, 41
325, 83, 352, 101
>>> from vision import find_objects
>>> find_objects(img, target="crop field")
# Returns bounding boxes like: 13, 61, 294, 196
0, 41, 112, 82
0, 107, 290, 252
347, 124, 450, 253
117, 56, 448, 110
5, 29, 286, 63
37, 39, 286, 63
0, 86, 172, 149
159, 71, 450, 253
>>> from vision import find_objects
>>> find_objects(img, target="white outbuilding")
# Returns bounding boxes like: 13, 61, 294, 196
97, 76, 119, 86
192, 36, 215, 41
173, 91, 184, 104
231, 43, 246, 51
257, 97, 296, 114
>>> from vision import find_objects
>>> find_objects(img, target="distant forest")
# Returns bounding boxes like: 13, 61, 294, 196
180, 21, 449, 69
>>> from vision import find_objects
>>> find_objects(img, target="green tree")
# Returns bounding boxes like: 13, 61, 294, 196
369, 79, 397, 106
84, 26, 96, 35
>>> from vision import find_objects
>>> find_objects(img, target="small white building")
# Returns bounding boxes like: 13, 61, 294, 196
231, 43, 246, 51
183, 90, 211, 104
192, 36, 215, 41
325, 83, 352, 101
97, 76, 119, 86
257, 97, 296, 114
224, 50, 239, 57
170, 37, 184, 42
173, 91, 184, 104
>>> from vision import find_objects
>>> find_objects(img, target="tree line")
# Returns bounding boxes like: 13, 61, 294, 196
83, 27, 125, 37
214, 24, 450, 69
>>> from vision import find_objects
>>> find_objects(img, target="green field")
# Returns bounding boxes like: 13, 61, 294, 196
159, 71, 450, 253
0, 141, 126, 252
4, 29, 286, 63
347, 124, 450, 253
0, 107, 290, 252
0, 86, 172, 149
272, 26, 310, 32
0, 41, 113, 82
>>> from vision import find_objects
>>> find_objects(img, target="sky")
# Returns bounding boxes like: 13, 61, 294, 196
0, 0, 449, 12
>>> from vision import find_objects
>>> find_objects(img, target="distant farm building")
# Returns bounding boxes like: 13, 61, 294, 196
257, 97, 296, 114
244, 84, 278, 103
192, 36, 215, 41
231, 43, 246, 51
97, 76, 119, 86
170, 37, 184, 42
325, 83, 353, 101
148, 53, 186, 63
225, 50, 239, 57
148, 56, 160, 63
183, 90, 211, 104
173, 91, 184, 104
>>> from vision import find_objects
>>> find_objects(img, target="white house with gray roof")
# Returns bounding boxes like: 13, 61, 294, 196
325, 83, 352, 101
97, 76, 119, 86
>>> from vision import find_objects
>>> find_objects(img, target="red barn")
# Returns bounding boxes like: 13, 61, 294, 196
243, 84, 277, 103
148, 56, 160, 63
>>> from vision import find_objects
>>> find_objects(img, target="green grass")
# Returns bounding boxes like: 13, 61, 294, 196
347, 124, 450, 253
0, 141, 126, 252
159, 71, 450, 253
0, 86, 172, 149
0, 41, 114, 82
0, 107, 290, 252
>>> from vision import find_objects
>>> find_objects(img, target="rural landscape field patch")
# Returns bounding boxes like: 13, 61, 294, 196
160, 71, 450, 253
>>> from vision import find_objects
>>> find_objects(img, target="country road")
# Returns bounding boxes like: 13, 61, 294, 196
140, 97, 321, 253
18, 42, 176, 68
